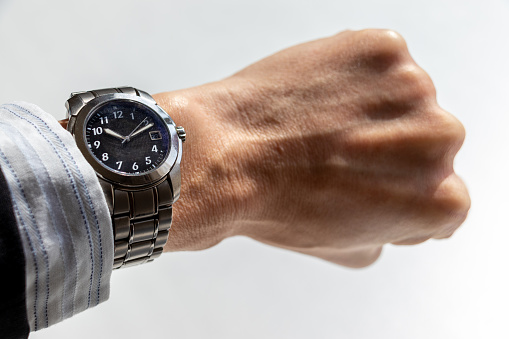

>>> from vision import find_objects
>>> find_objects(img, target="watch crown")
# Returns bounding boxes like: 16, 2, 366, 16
176, 126, 186, 142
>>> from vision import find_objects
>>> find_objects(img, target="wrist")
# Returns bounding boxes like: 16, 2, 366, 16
153, 83, 258, 251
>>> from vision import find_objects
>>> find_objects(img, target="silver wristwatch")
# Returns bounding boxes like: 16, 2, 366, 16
63, 87, 185, 269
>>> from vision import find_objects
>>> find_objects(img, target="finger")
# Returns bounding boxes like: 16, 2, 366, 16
429, 173, 470, 239
297, 246, 384, 268
391, 237, 430, 246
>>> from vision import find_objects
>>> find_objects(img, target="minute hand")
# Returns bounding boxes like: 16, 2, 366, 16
129, 123, 154, 139
122, 118, 148, 144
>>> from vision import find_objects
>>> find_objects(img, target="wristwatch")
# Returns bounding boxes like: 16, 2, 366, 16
62, 87, 185, 269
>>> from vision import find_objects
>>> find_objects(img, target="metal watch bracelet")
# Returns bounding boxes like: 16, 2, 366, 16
100, 177, 173, 269
65, 87, 177, 269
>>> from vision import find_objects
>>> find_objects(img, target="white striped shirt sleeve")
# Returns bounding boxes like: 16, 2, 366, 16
0, 102, 113, 331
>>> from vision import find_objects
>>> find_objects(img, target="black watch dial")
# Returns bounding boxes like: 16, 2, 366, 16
84, 100, 171, 175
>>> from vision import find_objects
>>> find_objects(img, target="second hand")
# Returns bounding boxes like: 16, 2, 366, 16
122, 117, 148, 145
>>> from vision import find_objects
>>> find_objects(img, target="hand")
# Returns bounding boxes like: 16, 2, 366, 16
129, 122, 154, 139
122, 117, 148, 144
154, 29, 470, 267
104, 128, 126, 141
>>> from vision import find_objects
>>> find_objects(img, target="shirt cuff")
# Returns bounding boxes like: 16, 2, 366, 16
0, 102, 114, 331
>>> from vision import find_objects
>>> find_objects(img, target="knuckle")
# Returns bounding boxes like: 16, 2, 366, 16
365, 29, 408, 55
429, 174, 471, 232
422, 108, 466, 159
389, 106, 466, 164
391, 65, 437, 101
375, 29, 408, 50
358, 29, 408, 50
351, 29, 410, 72
437, 111, 466, 147
361, 66, 437, 121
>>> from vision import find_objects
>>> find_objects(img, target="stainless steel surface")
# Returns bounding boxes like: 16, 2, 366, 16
176, 126, 186, 142
66, 87, 181, 269
67, 88, 181, 191
169, 142, 182, 202
108, 178, 174, 269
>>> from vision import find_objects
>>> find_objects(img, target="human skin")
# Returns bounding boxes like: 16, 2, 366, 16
154, 29, 471, 268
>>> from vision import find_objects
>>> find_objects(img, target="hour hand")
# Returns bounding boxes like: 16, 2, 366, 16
104, 128, 126, 141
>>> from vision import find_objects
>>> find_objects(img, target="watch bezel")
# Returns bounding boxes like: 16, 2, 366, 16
73, 93, 179, 188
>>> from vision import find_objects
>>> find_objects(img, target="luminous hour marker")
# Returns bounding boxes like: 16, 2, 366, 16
85, 101, 169, 175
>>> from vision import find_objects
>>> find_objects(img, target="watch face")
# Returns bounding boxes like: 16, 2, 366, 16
84, 100, 171, 175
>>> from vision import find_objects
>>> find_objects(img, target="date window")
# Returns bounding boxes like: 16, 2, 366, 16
149, 131, 162, 140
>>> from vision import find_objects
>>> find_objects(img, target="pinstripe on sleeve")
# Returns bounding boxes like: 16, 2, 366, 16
0, 102, 114, 332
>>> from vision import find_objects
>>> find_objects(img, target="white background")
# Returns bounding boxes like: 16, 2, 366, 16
1, 0, 508, 338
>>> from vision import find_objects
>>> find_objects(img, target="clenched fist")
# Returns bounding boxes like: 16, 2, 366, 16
154, 29, 470, 267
